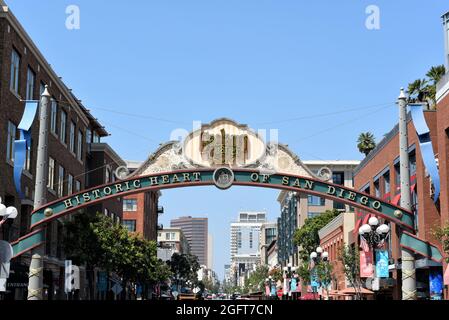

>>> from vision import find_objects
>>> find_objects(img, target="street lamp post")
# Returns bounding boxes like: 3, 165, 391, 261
309, 246, 329, 300
358, 217, 390, 248
282, 263, 297, 300
397, 88, 417, 300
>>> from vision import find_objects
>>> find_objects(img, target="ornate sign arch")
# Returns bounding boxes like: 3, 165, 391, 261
10, 119, 443, 262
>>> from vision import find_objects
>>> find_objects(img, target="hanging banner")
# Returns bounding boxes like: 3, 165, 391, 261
14, 101, 39, 198
360, 250, 374, 278
290, 277, 297, 292
375, 250, 389, 278
409, 104, 440, 202
429, 268, 443, 300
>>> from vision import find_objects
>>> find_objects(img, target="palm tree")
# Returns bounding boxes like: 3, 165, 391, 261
357, 132, 376, 157
426, 65, 446, 84
407, 65, 446, 108
407, 78, 429, 102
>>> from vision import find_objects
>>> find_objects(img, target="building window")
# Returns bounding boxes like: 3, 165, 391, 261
307, 212, 321, 219
383, 171, 390, 194
123, 199, 137, 211
308, 195, 325, 206
374, 179, 380, 198
409, 151, 417, 177
68, 174, 74, 195
123, 220, 136, 232
50, 100, 57, 134
69, 121, 75, 153
86, 129, 92, 144
10, 49, 20, 93
75, 180, 81, 192
60, 110, 67, 144
394, 162, 401, 190
77, 130, 83, 160
93, 131, 100, 143
26, 67, 35, 100
6, 121, 17, 163
48, 157, 55, 189
332, 172, 344, 185
58, 165, 65, 197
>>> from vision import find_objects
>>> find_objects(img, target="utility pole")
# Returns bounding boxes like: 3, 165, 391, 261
397, 87, 417, 300
27, 85, 51, 300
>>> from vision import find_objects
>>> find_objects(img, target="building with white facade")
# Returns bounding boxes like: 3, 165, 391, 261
229, 211, 266, 286
156, 227, 190, 261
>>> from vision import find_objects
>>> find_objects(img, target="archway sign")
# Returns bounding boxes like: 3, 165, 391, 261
11, 119, 442, 262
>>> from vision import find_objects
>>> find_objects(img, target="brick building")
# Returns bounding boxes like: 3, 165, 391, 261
0, 1, 124, 299
353, 108, 443, 299
318, 212, 355, 292
122, 160, 162, 240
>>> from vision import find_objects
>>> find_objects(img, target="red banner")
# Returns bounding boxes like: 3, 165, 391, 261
360, 250, 374, 278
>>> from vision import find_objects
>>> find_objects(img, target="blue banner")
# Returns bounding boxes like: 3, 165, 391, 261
429, 269, 443, 300
13, 101, 39, 198
310, 270, 319, 287
409, 104, 440, 202
290, 278, 297, 292
270, 284, 276, 296
375, 250, 389, 278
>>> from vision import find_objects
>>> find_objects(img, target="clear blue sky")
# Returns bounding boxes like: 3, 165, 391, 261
7, 0, 448, 279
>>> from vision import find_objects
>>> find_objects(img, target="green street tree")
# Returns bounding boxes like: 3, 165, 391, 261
338, 245, 362, 300
357, 132, 376, 157
293, 209, 340, 261
63, 212, 105, 299
168, 252, 201, 288
64, 212, 171, 300
244, 265, 269, 293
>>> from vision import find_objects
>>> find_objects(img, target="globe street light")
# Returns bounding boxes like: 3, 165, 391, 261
358, 217, 390, 248
309, 246, 329, 300
0, 198, 18, 227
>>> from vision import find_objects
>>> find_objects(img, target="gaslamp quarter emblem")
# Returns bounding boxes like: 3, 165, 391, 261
213, 167, 235, 190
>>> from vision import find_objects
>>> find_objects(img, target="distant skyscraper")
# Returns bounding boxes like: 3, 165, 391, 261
171, 216, 208, 266
229, 211, 266, 286
207, 234, 213, 270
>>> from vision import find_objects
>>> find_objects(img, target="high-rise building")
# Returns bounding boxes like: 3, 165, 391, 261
230, 211, 266, 286
207, 233, 213, 270
170, 216, 208, 266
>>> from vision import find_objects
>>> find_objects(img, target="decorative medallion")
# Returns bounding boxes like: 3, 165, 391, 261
213, 167, 234, 190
